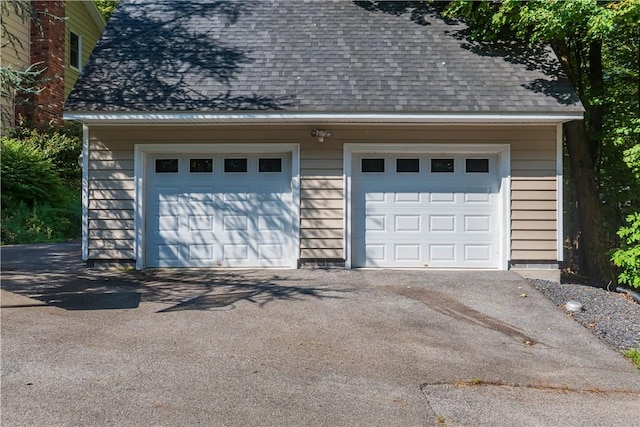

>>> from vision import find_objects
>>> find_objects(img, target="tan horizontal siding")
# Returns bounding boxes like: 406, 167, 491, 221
300, 239, 343, 249
511, 135, 558, 262
512, 230, 557, 240
299, 143, 344, 258
300, 248, 343, 259
511, 250, 557, 260
89, 219, 134, 230
89, 150, 134, 161
89, 160, 135, 170
89, 179, 135, 191
301, 169, 343, 177
87, 131, 135, 260
89, 209, 134, 220
300, 208, 342, 219
511, 190, 556, 201
511, 200, 556, 211
301, 178, 342, 189
511, 179, 556, 191
300, 189, 342, 200
511, 210, 556, 220
89, 200, 135, 210
88, 249, 135, 259
88, 239, 134, 250
90, 189, 135, 200
511, 240, 556, 250
301, 199, 343, 209
300, 228, 343, 239
512, 220, 557, 231
89, 229, 135, 240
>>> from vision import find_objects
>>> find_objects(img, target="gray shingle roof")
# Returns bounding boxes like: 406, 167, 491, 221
65, 0, 583, 114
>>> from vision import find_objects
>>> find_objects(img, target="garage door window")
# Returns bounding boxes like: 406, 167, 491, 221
259, 158, 282, 173
396, 158, 419, 173
224, 158, 247, 173
156, 159, 179, 173
431, 158, 454, 173
466, 158, 489, 173
362, 158, 385, 173
190, 158, 213, 173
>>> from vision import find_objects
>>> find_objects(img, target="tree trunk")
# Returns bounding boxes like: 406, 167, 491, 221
564, 120, 614, 283
588, 40, 603, 164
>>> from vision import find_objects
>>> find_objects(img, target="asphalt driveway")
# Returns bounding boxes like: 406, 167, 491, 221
2, 242, 639, 426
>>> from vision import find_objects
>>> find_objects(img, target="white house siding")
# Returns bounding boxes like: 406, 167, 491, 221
86, 124, 559, 265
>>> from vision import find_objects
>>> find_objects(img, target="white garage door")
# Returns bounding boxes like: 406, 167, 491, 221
352, 153, 501, 268
146, 153, 293, 267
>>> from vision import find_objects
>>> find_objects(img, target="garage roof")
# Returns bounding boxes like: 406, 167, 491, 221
65, 0, 584, 115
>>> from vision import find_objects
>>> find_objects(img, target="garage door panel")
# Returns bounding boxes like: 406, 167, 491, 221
464, 215, 491, 232
146, 153, 293, 267
352, 153, 500, 268
188, 244, 214, 261
258, 215, 285, 231
188, 215, 214, 231
395, 215, 421, 232
430, 215, 455, 232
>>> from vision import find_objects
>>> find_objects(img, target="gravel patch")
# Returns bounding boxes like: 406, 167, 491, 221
530, 279, 640, 352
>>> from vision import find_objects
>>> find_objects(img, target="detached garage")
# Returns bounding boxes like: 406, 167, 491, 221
64, 1, 584, 277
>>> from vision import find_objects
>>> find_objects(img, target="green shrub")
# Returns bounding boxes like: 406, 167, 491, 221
1, 201, 80, 244
1, 137, 67, 207
0, 124, 82, 245
10, 121, 82, 182
611, 212, 640, 289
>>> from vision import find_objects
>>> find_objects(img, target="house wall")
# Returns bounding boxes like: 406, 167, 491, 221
86, 124, 558, 265
65, 1, 103, 99
0, 1, 30, 129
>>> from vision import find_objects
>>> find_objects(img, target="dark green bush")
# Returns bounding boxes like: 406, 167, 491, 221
11, 121, 82, 181
1, 137, 67, 207
1, 201, 81, 244
1, 124, 82, 245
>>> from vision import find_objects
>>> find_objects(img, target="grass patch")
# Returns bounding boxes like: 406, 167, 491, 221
623, 348, 640, 371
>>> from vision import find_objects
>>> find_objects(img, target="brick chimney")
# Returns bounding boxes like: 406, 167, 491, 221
19, 0, 66, 128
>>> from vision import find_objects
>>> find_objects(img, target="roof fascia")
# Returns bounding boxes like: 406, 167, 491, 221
63, 112, 584, 125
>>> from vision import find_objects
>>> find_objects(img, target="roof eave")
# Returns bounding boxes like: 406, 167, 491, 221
63, 111, 584, 125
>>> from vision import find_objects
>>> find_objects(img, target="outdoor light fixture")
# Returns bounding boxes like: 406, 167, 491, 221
77, 153, 83, 167
310, 129, 332, 143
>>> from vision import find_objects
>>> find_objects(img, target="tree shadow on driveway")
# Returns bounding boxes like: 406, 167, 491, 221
0, 243, 346, 312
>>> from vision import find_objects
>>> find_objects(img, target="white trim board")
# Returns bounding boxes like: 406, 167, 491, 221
81, 124, 89, 261
134, 143, 300, 269
343, 143, 511, 270
65, 112, 583, 125
556, 124, 564, 262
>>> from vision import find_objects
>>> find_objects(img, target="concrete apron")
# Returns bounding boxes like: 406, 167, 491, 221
1, 244, 639, 426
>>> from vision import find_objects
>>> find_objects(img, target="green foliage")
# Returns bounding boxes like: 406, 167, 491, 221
611, 213, 640, 289
95, 0, 119, 22
445, 0, 640, 281
0, 125, 82, 245
10, 121, 82, 181
1, 201, 80, 244
0, 137, 65, 207
623, 347, 640, 370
